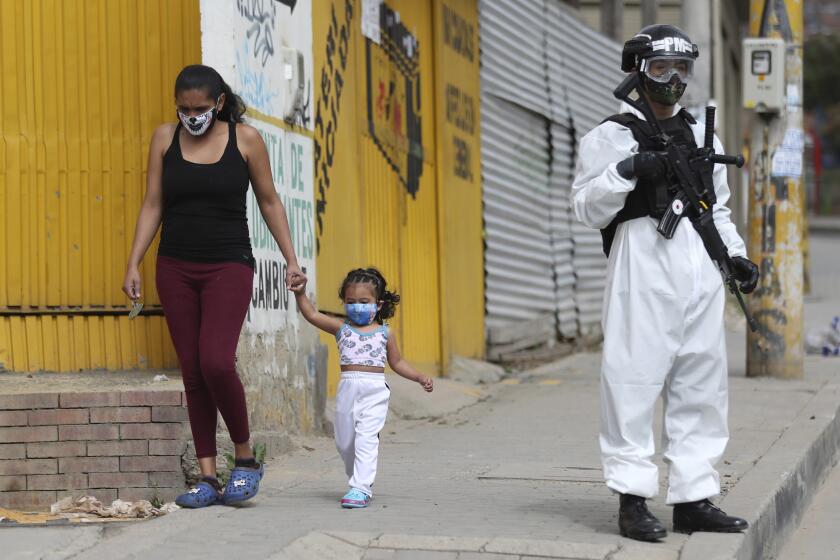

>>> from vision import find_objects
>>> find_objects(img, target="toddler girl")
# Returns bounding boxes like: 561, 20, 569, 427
291, 267, 433, 508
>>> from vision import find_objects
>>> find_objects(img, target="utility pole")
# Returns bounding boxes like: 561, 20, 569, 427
746, 0, 804, 379
601, 0, 624, 42
641, 0, 657, 27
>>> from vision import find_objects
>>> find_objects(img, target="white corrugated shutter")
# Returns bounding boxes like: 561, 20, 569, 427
549, 122, 577, 338
479, 0, 623, 356
550, 5, 622, 336
478, 0, 550, 116
479, 0, 556, 358
481, 95, 554, 330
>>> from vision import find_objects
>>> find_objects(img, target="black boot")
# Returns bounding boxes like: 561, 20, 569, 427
618, 494, 668, 542
673, 499, 748, 534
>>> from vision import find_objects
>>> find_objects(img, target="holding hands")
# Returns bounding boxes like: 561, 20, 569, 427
286, 265, 307, 292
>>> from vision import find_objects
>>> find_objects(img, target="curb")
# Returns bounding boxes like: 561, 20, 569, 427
680, 377, 840, 560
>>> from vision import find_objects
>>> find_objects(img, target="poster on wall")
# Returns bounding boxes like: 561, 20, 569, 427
201, 0, 316, 335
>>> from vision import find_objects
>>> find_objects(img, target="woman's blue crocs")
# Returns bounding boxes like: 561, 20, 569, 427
222, 462, 264, 504
341, 488, 371, 509
175, 479, 221, 508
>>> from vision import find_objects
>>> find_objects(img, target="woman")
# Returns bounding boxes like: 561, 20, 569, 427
123, 64, 303, 508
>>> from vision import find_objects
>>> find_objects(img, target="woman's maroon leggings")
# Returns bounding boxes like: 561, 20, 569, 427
156, 256, 253, 459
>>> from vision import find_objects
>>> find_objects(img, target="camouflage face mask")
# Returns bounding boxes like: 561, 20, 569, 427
642, 74, 687, 106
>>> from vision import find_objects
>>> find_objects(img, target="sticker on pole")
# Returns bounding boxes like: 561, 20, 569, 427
771, 148, 803, 178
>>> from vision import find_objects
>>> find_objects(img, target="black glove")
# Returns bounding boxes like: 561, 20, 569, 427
729, 256, 759, 294
616, 151, 668, 181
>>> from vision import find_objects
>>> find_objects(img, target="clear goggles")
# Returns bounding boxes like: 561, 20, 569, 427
640, 56, 694, 84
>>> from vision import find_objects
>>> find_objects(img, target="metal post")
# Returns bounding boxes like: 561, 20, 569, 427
601, 0, 624, 42
641, 0, 657, 27
746, 0, 804, 379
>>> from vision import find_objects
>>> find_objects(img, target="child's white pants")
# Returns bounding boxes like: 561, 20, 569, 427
334, 372, 390, 496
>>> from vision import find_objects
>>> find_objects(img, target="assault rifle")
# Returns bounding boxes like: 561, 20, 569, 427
613, 72, 758, 332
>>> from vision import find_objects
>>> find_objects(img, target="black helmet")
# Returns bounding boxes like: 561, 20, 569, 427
621, 24, 699, 72
621, 25, 699, 105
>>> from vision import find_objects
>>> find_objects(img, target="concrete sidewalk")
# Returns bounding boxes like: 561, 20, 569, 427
3, 235, 839, 560
4, 348, 838, 560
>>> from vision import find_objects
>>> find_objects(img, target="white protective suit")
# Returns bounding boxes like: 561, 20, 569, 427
571, 103, 746, 505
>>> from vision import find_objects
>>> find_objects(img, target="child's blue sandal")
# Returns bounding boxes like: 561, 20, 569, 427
341, 488, 371, 509
175, 478, 222, 508
222, 461, 264, 504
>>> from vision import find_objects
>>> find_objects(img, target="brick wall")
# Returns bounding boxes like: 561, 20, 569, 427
0, 390, 189, 511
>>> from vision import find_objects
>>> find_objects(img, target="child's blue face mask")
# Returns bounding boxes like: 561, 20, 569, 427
345, 303, 378, 326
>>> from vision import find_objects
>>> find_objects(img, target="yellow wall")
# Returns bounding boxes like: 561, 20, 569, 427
433, 0, 485, 365
0, 0, 201, 372
313, 0, 484, 396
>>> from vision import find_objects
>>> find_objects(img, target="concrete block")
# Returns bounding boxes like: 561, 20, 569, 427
28, 408, 90, 426
58, 457, 119, 473
120, 391, 182, 406
0, 426, 58, 443
27, 473, 88, 491
60, 392, 120, 408
120, 423, 185, 440
0, 475, 26, 491
59, 424, 118, 441
0, 393, 58, 410
119, 455, 180, 472
90, 407, 151, 424
87, 440, 148, 457
148, 439, 186, 456
0, 410, 28, 426
27, 441, 86, 458
88, 472, 148, 488
0, 444, 26, 459
0, 459, 57, 476
0, 490, 57, 510
151, 406, 189, 423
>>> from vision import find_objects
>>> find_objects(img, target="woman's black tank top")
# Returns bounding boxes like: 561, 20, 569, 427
158, 121, 254, 267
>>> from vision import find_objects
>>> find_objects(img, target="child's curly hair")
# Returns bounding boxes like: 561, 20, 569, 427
338, 267, 400, 324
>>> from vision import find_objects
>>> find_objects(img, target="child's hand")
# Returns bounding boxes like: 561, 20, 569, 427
289, 272, 307, 294
418, 376, 434, 392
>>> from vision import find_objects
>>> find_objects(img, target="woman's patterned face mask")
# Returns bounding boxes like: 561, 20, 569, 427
178, 103, 218, 136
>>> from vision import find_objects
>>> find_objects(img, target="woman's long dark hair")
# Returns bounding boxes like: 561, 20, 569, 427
174, 64, 246, 123
338, 268, 400, 325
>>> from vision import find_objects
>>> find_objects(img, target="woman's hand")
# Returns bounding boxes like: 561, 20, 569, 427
418, 376, 434, 393
122, 267, 142, 301
286, 263, 306, 291
289, 272, 308, 295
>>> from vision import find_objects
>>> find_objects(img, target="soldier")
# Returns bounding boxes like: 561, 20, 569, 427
571, 25, 759, 541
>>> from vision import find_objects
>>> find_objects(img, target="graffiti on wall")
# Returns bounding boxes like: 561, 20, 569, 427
313, 0, 354, 252
203, 0, 317, 333
365, 3, 424, 197
233, 0, 312, 127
